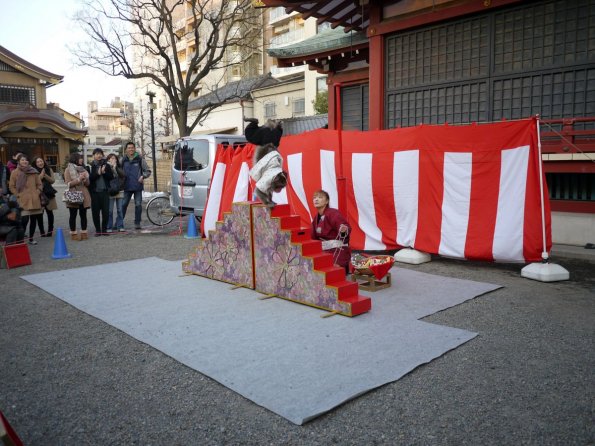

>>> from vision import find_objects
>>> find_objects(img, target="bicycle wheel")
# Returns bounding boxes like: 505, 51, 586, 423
146, 196, 175, 226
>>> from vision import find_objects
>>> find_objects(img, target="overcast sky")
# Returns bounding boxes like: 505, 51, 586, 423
1, 0, 135, 119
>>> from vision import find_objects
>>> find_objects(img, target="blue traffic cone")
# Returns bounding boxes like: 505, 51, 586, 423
184, 216, 200, 239
51, 228, 72, 259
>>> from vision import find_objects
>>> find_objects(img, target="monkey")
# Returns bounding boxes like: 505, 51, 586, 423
249, 142, 288, 208
244, 118, 287, 208
244, 117, 283, 147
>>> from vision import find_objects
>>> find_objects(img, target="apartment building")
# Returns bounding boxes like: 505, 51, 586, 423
83, 98, 133, 159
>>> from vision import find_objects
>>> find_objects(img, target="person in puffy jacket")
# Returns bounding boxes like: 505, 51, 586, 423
121, 141, 151, 230
8, 154, 43, 245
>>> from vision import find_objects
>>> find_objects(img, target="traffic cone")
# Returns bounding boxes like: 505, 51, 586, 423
51, 228, 72, 259
184, 216, 200, 239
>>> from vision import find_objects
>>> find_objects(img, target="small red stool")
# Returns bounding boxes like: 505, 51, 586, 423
1, 243, 31, 269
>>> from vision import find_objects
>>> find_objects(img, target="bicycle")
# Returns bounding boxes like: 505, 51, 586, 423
145, 192, 177, 226
145, 191, 202, 227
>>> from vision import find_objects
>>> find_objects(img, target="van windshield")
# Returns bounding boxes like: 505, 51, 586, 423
173, 140, 209, 171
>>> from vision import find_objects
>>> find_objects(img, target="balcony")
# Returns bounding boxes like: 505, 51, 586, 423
270, 64, 306, 78
269, 28, 305, 48
269, 6, 297, 25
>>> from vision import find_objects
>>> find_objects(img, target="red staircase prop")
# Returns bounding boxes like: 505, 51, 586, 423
184, 202, 371, 317
257, 204, 371, 316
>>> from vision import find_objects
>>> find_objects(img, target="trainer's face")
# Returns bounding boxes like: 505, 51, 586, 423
313, 193, 328, 210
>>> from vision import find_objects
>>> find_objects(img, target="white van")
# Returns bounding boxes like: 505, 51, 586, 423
170, 134, 247, 220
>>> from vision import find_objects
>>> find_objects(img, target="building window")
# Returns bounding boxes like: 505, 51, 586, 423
316, 77, 328, 93
0, 84, 35, 105
546, 173, 595, 201
264, 102, 276, 119
95, 137, 106, 144
231, 64, 242, 79
292, 98, 305, 117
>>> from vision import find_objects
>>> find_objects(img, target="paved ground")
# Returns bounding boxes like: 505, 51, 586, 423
1, 181, 594, 445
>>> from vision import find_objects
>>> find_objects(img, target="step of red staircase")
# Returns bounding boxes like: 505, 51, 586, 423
270, 204, 291, 217
291, 227, 311, 243
301, 240, 323, 256
279, 215, 301, 230
306, 252, 334, 269
330, 280, 360, 299
339, 294, 372, 315
317, 265, 346, 284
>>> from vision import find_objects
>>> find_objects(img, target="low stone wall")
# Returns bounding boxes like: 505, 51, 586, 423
143, 159, 172, 193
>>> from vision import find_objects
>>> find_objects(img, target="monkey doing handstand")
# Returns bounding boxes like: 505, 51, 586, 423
245, 118, 288, 207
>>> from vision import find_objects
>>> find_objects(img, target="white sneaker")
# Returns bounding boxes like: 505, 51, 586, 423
106, 229, 113, 233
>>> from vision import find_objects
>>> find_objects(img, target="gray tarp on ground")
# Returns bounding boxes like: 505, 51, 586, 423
22, 257, 501, 425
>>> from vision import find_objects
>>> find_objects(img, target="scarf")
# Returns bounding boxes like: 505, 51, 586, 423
15, 164, 38, 193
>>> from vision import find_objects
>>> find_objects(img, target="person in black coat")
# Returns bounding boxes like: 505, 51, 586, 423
89, 148, 114, 236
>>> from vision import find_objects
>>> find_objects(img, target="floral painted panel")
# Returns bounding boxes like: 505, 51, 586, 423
183, 202, 254, 288
252, 205, 351, 315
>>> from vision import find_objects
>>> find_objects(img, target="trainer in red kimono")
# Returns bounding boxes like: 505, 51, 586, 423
311, 189, 351, 272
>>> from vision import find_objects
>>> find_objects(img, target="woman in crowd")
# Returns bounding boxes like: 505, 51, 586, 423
89, 148, 113, 236
8, 154, 43, 244
63, 153, 91, 241
32, 157, 58, 237
105, 153, 126, 233
311, 189, 352, 273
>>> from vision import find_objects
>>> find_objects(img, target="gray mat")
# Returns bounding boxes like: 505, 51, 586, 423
22, 257, 501, 425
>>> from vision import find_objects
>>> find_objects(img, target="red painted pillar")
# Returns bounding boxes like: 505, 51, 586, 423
368, 4, 384, 130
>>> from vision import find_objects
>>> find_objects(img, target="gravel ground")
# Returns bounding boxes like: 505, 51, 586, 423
1, 182, 594, 445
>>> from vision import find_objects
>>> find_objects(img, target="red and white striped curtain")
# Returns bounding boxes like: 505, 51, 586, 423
202, 118, 551, 263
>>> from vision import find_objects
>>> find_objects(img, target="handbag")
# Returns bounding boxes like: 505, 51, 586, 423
63, 189, 84, 204
108, 177, 121, 196
42, 181, 57, 199
39, 191, 49, 207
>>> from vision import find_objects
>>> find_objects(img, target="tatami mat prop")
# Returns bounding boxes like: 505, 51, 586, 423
22, 257, 501, 425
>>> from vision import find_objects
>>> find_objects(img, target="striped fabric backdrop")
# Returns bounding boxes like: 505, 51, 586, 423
202, 118, 551, 263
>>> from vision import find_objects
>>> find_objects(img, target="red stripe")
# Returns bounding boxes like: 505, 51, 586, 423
464, 151, 501, 261
220, 145, 254, 217
372, 152, 397, 249
415, 149, 444, 253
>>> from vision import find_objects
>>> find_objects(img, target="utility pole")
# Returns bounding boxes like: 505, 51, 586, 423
146, 91, 158, 191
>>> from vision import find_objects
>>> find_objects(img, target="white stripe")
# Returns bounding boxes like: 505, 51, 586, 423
493, 145, 530, 261
272, 187, 288, 204
393, 150, 419, 248
232, 162, 250, 202
320, 150, 338, 208
202, 162, 227, 237
352, 153, 385, 250
287, 153, 311, 221
439, 152, 472, 258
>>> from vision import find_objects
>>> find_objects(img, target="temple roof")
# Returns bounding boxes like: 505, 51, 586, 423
189, 73, 279, 110
0, 45, 63, 87
0, 106, 86, 140
267, 27, 367, 59
261, 0, 376, 32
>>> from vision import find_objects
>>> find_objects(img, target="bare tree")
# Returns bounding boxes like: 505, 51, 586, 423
72, 0, 263, 137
